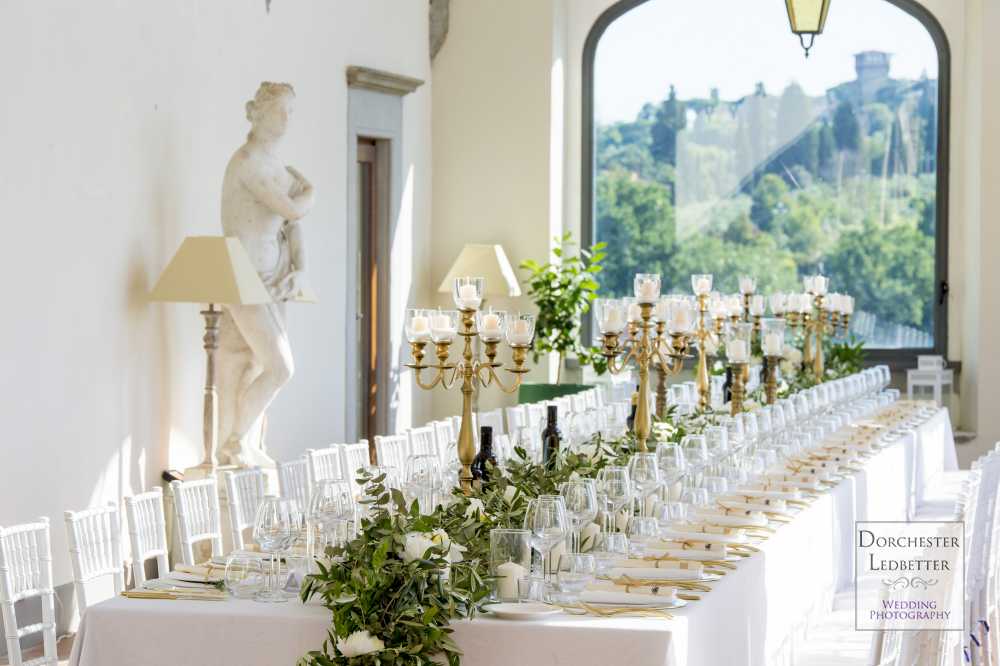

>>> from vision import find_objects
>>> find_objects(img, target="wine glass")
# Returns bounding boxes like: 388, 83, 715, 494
628, 453, 661, 517
253, 496, 292, 603
307, 480, 347, 561
281, 499, 306, 594
596, 466, 632, 534
523, 496, 569, 588
655, 442, 686, 501
560, 480, 598, 553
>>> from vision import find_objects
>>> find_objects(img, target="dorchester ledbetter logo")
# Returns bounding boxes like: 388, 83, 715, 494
855, 521, 964, 631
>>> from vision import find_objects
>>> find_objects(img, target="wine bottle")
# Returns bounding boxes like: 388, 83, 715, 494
541, 405, 561, 469
627, 385, 639, 431
471, 426, 497, 484
723, 366, 733, 405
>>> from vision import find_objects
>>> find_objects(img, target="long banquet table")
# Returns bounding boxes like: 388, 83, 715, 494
69, 406, 959, 666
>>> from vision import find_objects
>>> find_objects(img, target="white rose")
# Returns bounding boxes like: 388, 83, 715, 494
429, 528, 451, 550
503, 485, 518, 504
400, 532, 436, 563
464, 498, 485, 518
336, 630, 385, 658
578, 443, 598, 458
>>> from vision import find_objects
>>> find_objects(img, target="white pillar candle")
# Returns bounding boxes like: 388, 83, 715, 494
728, 339, 749, 363
627, 302, 642, 323
480, 313, 501, 337
457, 283, 482, 309
410, 315, 430, 341
636, 278, 658, 303
654, 300, 670, 323
813, 275, 828, 295
431, 314, 456, 342
749, 295, 765, 316
769, 293, 787, 315
669, 301, 693, 332
508, 319, 532, 345
739, 276, 756, 294
693, 276, 712, 295
603, 307, 625, 333
495, 561, 526, 600
763, 332, 783, 356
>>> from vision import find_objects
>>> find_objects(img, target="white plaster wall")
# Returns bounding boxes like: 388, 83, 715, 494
0, 0, 432, 587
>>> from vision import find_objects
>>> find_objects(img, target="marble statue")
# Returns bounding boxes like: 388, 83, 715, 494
216, 81, 315, 467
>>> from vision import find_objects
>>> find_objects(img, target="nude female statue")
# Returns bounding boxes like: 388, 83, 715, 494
216, 82, 315, 467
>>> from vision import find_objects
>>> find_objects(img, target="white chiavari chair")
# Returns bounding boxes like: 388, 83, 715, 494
451, 414, 479, 445
124, 488, 169, 587
224, 467, 267, 551
306, 447, 345, 487
0, 518, 57, 666
526, 402, 546, 431
407, 425, 439, 458
478, 408, 505, 437
277, 458, 309, 508
169, 477, 224, 566
64, 503, 124, 617
374, 434, 411, 471
340, 440, 372, 487
494, 433, 513, 462
431, 421, 456, 465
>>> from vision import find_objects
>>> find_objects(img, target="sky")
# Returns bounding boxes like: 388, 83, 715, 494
594, 0, 939, 124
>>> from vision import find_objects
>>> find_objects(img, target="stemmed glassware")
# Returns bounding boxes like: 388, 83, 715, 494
628, 453, 661, 517
523, 496, 569, 589
253, 496, 293, 603
655, 442, 686, 501
560, 480, 598, 553
596, 466, 632, 534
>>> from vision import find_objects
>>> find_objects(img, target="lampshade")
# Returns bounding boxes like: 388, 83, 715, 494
785, 0, 831, 35
150, 236, 272, 305
437, 244, 522, 298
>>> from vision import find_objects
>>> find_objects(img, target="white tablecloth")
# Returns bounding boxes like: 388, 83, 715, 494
69, 408, 957, 666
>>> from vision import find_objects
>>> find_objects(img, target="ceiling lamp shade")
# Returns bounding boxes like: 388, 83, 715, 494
437, 244, 522, 298
150, 236, 272, 305
785, 0, 832, 58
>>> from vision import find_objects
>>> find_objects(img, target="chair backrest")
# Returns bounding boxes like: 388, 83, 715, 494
64, 503, 124, 617
277, 458, 309, 509
0, 518, 57, 666
505, 405, 527, 435
124, 488, 169, 587
169, 477, 224, 566
306, 447, 345, 486
433, 420, 455, 446
494, 433, 513, 462
374, 434, 410, 471
407, 426, 439, 458
583, 388, 599, 410
571, 394, 588, 416
478, 409, 505, 437
339, 440, 372, 488
526, 402, 546, 430
224, 468, 267, 551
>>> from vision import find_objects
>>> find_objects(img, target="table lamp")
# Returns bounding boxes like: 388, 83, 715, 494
150, 236, 272, 470
437, 244, 522, 298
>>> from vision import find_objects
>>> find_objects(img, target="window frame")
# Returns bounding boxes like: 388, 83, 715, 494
580, 0, 951, 369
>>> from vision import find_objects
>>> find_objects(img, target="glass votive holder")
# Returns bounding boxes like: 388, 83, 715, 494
490, 528, 531, 602
518, 576, 546, 602
225, 555, 265, 599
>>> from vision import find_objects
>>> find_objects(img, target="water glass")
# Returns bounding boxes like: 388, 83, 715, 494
557, 553, 596, 601
224, 555, 265, 599
627, 516, 660, 557
490, 528, 531, 602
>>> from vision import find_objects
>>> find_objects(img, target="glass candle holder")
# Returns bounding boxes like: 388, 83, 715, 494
738, 275, 756, 295
405, 308, 432, 343
666, 296, 696, 335
506, 313, 535, 346
623, 297, 642, 324
453, 276, 484, 310
761, 318, 786, 356
490, 528, 531, 602
769, 293, 787, 316
691, 273, 713, 296
476, 309, 506, 342
726, 322, 752, 363
595, 298, 626, 335
429, 310, 459, 344
634, 273, 661, 304
749, 295, 765, 317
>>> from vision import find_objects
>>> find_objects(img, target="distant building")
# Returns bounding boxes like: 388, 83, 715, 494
855, 51, 893, 102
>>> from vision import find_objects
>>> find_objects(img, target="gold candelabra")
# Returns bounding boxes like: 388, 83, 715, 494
763, 355, 781, 404
597, 285, 690, 452
729, 362, 749, 414
404, 280, 532, 495
692, 292, 716, 412
785, 279, 851, 383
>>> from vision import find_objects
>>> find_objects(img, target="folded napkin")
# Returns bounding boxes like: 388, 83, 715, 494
641, 544, 729, 561
693, 507, 768, 528
167, 567, 223, 584
661, 524, 747, 544
613, 559, 704, 574
144, 577, 219, 591
735, 487, 803, 501
607, 567, 705, 581
717, 495, 788, 511
765, 472, 825, 490
583, 581, 678, 605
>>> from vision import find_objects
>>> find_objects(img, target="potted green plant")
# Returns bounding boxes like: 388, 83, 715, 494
518, 233, 607, 403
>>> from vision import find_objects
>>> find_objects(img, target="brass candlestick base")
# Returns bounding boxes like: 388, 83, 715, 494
729, 362, 748, 415
764, 355, 781, 405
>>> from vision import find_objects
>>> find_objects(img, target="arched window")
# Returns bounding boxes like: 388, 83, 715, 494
582, 0, 950, 360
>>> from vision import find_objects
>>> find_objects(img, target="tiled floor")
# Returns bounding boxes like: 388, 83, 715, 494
0, 635, 74, 665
